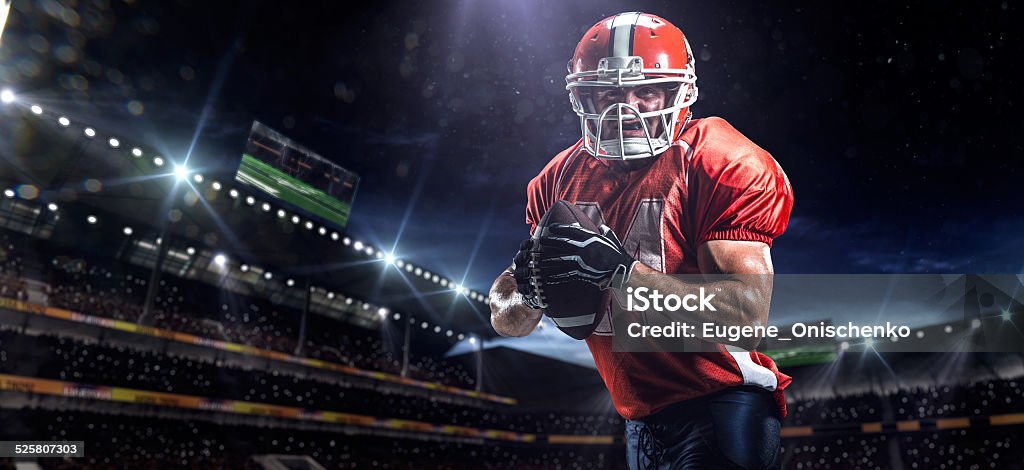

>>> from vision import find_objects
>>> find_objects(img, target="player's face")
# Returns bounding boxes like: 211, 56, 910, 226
592, 84, 670, 140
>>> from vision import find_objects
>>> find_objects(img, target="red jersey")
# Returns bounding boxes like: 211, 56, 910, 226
525, 117, 794, 420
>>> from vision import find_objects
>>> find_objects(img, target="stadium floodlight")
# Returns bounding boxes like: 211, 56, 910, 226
173, 164, 189, 180
326, 292, 335, 299
468, 336, 477, 345
240, 264, 249, 272
286, 278, 295, 287
394, 259, 403, 268
0, 89, 13, 104
108, 137, 120, 148
186, 246, 196, 255
345, 297, 353, 305
131, 147, 142, 157
421, 321, 428, 329
393, 312, 401, 320
263, 271, 272, 280
122, 226, 133, 236
58, 116, 70, 127
277, 209, 285, 218
377, 307, 388, 318
2, 188, 13, 198
318, 226, 327, 236
30, 104, 42, 115
405, 264, 414, 273
47, 203, 58, 212
971, 318, 982, 329
365, 246, 375, 255
446, 330, 453, 337
291, 215, 300, 224
944, 325, 953, 334
83, 127, 96, 138
211, 181, 222, 191
353, 241, 364, 251
457, 333, 465, 341
213, 254, 227, 267
245, 196, 255, 206
440, 279, 448, 287
153, 156, 165, 167
261, 202, 271, 212
229, 189, 239, 198
434, 326, 441, 333
342, 237, 351, 246
86, 215, 98, 224
304, 221, 313, 230
330, 232, 339, 241
431, 275, 439, 283
193, 173, 204, 183
362, 303, 371, 310
384, 253, 396, 266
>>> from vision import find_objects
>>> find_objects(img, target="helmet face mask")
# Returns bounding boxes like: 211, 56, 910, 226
565, 13, 699, 160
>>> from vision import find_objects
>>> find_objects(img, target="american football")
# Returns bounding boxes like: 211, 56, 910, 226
531, 200, 606, 340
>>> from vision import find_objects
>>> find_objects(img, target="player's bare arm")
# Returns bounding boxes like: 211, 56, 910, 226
619, 240, 774, 351
489, 266, 542, 337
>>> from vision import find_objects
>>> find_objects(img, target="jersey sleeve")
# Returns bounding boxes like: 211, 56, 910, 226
526, 145, 578, 235
525, 173, 552, 236
692, 121, 794, 246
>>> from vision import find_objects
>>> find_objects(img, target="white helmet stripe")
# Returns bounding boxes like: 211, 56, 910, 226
609, 12, 640, 58
550, 313, 597, 328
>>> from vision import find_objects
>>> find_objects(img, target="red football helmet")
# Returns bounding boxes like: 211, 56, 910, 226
566, 12, 698, 160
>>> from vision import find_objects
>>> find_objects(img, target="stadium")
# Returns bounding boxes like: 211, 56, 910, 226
1, 1, 1023, 469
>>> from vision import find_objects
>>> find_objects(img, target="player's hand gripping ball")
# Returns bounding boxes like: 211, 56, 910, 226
512, 200, 637, 339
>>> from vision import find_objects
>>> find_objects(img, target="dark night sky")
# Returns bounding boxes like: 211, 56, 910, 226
2, 0, 1022, 293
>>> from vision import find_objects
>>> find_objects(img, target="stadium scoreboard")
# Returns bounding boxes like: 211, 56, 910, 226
235, 121, 360, 228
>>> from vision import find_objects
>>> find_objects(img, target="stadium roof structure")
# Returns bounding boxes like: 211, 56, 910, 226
0, 101, 496, 338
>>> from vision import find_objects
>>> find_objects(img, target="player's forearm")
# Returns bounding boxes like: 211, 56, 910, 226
489, 270, 543, 337
616, 263, 772, 350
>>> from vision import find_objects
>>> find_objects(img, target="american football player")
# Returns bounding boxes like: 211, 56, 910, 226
489, 12, 793, 469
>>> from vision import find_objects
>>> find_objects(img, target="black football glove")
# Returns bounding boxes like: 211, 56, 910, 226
511, 239, 547, 310
535, 223, 637, 291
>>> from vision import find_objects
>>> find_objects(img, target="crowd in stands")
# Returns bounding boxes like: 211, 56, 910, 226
0, 329, 624, 435
785, 392, 884, 426
890, 381, 1024, 420
8, 325, 1024, 437
780, 379, 1024, 426
0, 245, 28, 301
780, 435, 889, 469
0, 228, 475, 389
0, 409, 619, 470
898, 429, 1020, 469
2, 407, 1024, 469
781, 429, 1024, 469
